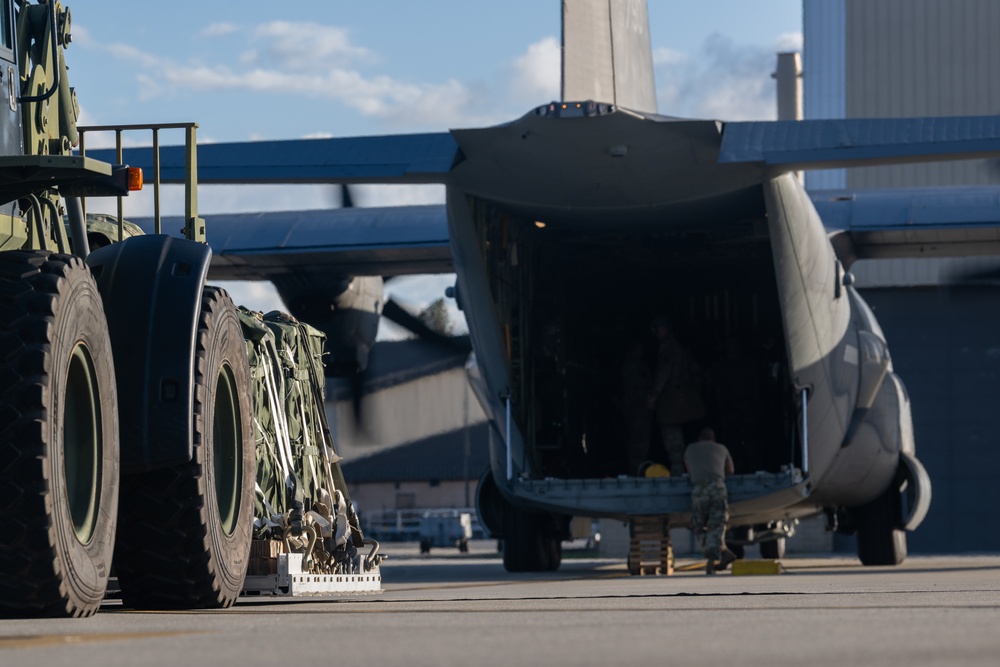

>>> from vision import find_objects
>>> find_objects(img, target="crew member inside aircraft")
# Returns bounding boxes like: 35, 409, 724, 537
621, 337, 652, 475
709, 337, 761, 472
684, 427, 737, 575
647, 316, 705, 474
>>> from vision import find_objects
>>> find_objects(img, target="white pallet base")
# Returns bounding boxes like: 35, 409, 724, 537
242, 553, 382, 596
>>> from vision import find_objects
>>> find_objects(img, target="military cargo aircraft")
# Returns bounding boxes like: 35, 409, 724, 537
97, 0, 1000, 572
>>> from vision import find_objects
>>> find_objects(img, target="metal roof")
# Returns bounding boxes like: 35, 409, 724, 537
341, 423, 490, 483
326, 335, 472, 401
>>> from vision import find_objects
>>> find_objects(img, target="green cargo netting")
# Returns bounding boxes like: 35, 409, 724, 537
238, 308, 364, 549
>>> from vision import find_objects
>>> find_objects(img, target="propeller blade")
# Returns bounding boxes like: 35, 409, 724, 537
350, 366, 365, 426
340, 183, 355, 208
324, 183, 357, 209
382, 297, 454, 342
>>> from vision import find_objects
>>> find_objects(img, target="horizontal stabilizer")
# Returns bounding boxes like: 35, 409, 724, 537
813, 186, 1000, 266
88, 133, 458, 185
132, 205, 451, 279
722, 116, 1000, 171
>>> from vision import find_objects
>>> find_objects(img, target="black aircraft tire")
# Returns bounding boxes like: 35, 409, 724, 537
0, 251, 119, 618
502, 505, 549, 572
544, 535, 562, 571
855, 485, 907, 566
115, 287, 254, 609
760, 537, 786, 560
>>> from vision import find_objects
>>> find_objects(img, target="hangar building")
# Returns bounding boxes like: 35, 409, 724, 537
805, 0, 1000, 552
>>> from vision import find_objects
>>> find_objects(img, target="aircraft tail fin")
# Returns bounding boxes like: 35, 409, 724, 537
561, 0, 657, 114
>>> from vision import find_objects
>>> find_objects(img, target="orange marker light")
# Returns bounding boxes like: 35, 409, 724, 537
127, 167, 144, 191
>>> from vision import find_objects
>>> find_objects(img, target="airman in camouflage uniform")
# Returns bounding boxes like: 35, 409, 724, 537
647, 317, 704, 475
684, 427, 737, 574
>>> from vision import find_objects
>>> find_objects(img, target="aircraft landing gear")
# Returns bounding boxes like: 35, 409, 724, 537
854, 485, 907, 566
760, 536, 786, 559
502, 504, 561, 572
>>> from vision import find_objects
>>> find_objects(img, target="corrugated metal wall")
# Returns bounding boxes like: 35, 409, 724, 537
844, 0, 1000, 188
803, 0, 1000, 553
803, 0, 847, 190
851, 257, 1000, 288
858, 287, 1000, 553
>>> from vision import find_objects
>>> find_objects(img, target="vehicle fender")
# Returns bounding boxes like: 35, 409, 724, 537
898, 451, 932, 532
87, 235, 212, 473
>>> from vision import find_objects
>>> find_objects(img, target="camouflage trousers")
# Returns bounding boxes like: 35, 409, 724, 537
690, 480, 729, 560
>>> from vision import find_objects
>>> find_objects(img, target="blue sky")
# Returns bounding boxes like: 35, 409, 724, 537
65, 0, 802, 327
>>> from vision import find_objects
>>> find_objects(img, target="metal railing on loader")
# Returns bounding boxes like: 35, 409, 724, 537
78, 122, 204, 244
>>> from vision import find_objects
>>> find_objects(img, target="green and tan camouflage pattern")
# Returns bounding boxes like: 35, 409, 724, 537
690, 479, 729, 560
237, 308, 364, 548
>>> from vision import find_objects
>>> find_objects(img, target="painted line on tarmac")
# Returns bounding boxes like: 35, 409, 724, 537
123, 602, 1000, 616
0, 631, 202, 651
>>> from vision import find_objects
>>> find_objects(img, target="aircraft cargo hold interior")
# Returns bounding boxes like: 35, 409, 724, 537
475, 199, 802, 481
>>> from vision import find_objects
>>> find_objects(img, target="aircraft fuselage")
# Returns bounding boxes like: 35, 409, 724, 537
449, 106, 930, 557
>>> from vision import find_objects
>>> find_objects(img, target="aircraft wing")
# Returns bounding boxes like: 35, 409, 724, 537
88, 133, 457, 280
812, 186, 1000, 266
720, 116, 1000, 170
92, 113, 1000, 276
94, 114, 1000, 184
715, 115, 1000, 265
89, 132, 459, 185
134, 205, 451, 280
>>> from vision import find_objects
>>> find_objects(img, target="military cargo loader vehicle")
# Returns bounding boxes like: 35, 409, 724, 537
0, 0, 380, 617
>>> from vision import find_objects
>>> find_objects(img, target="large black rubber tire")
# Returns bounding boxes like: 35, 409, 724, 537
0, 251, 119, 618
760, 536, 786, 560
114, 287, 254, 609
855, 484, 907, 566
502, 504, 560, 572
544, 535, 563, 571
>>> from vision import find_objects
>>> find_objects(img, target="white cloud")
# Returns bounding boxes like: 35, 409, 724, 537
75, 20, 564, 132
151, 62, 494, 128
652, 47, 685, 66
654, 32, 804, 121
135, 73, 164, 102
201, 23, 241, 37
213, 280, 286, 314
97, 41, 163, 70
508, 37, 560, 105
233, 21, 375, 71
775, 32, 804, 54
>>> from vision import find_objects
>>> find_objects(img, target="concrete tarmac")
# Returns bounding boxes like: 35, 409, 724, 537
1, 543, 998, 667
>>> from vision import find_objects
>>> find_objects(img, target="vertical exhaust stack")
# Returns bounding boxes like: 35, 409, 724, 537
774, 52, 804, 121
